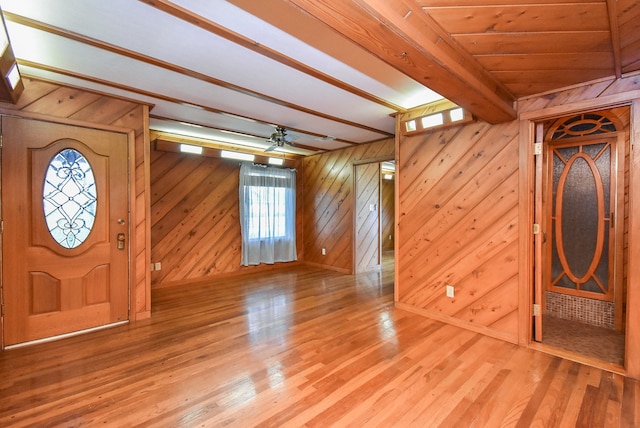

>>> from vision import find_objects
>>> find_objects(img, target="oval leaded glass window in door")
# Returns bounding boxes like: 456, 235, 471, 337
544, 111, 621, 303
43, 148, 97, 249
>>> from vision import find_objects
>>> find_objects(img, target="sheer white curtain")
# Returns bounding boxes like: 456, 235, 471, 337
239, 163, 297, 266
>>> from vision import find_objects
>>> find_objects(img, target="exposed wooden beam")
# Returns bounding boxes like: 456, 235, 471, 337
285, 0, 517, 124
606, 0, 622, 78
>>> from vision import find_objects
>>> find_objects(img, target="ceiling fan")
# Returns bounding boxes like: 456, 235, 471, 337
265, 126, 295, 152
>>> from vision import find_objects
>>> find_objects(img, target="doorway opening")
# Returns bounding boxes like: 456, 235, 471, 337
381, 161, 396, 278
353, 159, 395, 278
533, 108, 628, 367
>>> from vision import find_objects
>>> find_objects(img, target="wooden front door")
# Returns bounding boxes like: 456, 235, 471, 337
2, 117, 129, 346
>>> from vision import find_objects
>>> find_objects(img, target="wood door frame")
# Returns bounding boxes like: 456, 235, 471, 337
0, 113, 137, 349
519, 93, 640, 379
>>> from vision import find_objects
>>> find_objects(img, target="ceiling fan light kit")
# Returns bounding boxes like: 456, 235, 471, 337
265, 126, 295, 152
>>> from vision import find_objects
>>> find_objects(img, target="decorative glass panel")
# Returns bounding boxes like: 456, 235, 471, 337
43, 148, 97, 249
550, 113, 618, 140
550, 142, 611, 296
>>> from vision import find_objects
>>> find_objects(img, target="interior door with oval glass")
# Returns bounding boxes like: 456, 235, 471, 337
536, 127, 625, 344
2, 116, 129, 346
546, 136, 617, 301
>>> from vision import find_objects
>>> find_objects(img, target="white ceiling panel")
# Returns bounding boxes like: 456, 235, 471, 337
9, 21, 392, 141
0, 0, 454, 156
171, 0, 443, 109
2, 0, 402, 122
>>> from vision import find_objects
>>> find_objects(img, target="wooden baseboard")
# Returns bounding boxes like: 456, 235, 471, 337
395, 302, 518, 344
302, 261, 352, 275
152, 260, 304, 289
132, 311, 151, 321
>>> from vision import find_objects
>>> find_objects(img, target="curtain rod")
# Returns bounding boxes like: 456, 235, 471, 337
238, 162, 297, 172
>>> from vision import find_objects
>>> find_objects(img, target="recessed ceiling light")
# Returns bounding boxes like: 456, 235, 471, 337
221, 150, 255, 161
180, 144, 203, 154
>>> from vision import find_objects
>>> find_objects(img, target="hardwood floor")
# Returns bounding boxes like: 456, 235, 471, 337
1, 261, 639, 427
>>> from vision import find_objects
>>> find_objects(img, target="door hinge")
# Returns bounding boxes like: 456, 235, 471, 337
533, 223, 540, 234
533, 304, 541, 317
533, 142, 542, 155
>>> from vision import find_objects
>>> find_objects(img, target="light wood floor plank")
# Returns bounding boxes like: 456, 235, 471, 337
1, 261, 638, 427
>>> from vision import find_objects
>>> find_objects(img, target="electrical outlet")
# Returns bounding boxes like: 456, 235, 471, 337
155, 262, 162, 271
446, 285, 454, 298
321, 248, 326, 256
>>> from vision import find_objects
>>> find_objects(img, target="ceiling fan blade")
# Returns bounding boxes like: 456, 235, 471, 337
265, 144, 278, 152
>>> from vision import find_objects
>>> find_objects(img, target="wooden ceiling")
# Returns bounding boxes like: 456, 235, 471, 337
271, 0, 640, 123
1, 0, 638, 155
420, 0, 639, 95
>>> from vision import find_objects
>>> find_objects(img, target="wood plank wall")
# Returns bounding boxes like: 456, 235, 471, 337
381, 177, 394, 252
354, 162, 380, 273
149, 139, 304, 286
0, 77, 151, 320
395, 119, 521, 343
302, 139, 394, 273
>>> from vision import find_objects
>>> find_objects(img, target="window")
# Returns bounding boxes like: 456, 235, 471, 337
239, 163, 296, 266
245, 185, 287, 239
401, 106, 473, 135
43, 148, 97, 249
